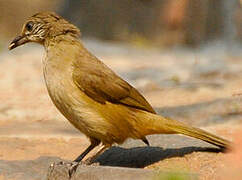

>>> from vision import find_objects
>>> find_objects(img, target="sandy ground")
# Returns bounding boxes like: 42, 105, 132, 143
0, 40, 241, 179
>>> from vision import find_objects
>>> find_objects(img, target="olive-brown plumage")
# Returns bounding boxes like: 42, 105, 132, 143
9, 12, 230, 163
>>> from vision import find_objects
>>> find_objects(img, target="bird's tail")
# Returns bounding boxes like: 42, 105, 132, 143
165, 117, 230, 149
139, 112, 231, 149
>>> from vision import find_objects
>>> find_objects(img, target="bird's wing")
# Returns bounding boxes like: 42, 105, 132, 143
72, 56, 156, 114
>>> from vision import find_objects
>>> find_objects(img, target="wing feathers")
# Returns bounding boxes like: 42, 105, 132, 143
72, 55, 156, 114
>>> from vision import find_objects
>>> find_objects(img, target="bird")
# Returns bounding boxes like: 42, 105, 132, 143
9, 12, 230, 164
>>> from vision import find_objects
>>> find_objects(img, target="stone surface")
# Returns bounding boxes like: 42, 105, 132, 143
46, 163, 155, 180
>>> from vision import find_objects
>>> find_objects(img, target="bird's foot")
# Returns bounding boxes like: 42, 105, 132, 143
48, 158, 100, 177
54, 159, 99, 166
48, 161, 80, 178
55, 160, 79, 166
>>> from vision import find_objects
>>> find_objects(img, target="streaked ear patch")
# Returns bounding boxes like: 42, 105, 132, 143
32, 23, 46, 39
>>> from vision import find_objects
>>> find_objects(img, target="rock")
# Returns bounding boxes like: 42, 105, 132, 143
46, 162, 155, 180
0, 156, 61, 180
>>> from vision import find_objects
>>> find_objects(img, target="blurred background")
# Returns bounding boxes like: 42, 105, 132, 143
0, 1, 242, 180
0, 0, 241, 47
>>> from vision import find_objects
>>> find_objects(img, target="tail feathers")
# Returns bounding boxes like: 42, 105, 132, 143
165, 118, 230, 149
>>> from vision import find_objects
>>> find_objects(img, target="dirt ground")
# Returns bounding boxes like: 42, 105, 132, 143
0, 40, 241, 180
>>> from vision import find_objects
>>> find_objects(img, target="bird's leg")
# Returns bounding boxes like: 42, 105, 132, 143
74, 138, 100, 162
142, 137, 150, 146
53, 139, 100, 173
84, 144, 111, 165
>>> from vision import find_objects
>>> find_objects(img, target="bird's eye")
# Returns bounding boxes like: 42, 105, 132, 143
26, 22, 33, 31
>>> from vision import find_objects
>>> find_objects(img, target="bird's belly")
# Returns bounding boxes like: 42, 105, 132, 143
46, 79, 87, 130
44, 77, 133, 144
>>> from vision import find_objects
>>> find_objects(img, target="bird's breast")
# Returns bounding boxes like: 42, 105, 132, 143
42, 55, 89, 129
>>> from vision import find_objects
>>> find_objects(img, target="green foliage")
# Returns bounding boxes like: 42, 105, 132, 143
153, 171, 198, 180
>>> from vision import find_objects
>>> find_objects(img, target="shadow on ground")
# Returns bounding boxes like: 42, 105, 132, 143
94, 146, 221, 168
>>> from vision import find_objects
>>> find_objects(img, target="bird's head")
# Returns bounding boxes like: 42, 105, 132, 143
9, 12, 80, 50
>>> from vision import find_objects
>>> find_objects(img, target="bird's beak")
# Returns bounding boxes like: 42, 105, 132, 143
8, 35, 28, 50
